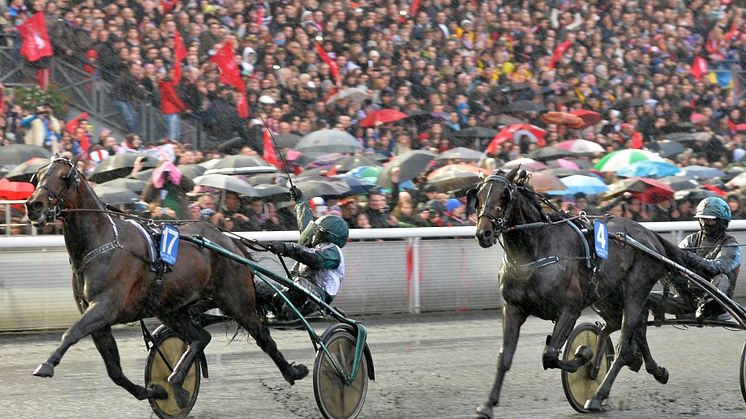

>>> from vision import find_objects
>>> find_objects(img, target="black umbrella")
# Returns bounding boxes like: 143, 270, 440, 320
88, 154, 157, 183
334, 174, 378, 195
483, 114, 526, 127
177, 164, 206, 179
450, 126, 499, 140
377, 149, 437, 188
674, 188, 719, 202
134, 168, 154, 181
274, 133, 303, 149
334, 155, 382, 172
253, 184, 291, 202
653, 140, 685, 158
499, 82, 530, 93
4, 157, 49, 182
211, 155, 272, 169
658, 176, 700, 191
295, 129, 363, 154
93, 186, 140, 205
293, 176, 352, 198
527, 146, 572, 161
244, 172, 288, 186
540, 167, 595, 178
436, 147, 484, 162
503, 100, 547, 113
660, 132, 710, 143
0, 144, 53, 165
96, 177, 147, 194
612, 97, 646, 109
193, 174, 259, 197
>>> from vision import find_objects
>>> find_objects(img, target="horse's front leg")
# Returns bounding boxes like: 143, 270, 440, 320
91, 326, 167, 400
475, 303, 527, 419
33, 300, 116, 377
542, 308, 589, 372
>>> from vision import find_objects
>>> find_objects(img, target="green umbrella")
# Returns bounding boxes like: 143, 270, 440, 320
593, 149, 665, 172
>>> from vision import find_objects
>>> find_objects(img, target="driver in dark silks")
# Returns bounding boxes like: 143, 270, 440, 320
649, 197, 741, 322
256, 186, 349, 321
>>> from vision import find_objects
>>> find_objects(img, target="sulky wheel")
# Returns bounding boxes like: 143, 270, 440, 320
740, 341, 746, 404
561, 322, 615, 413
313, 326, 369, 419
144, 331, 201, 419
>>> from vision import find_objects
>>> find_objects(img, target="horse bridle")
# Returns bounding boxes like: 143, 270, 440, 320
34, 157, 80, 220
476, 175, 517, 233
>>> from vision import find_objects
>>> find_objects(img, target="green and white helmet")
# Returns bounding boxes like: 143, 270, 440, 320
299, 215, 349, 248
694, 197, 731, 221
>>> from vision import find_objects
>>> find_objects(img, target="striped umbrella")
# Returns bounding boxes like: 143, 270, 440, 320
555, 139, 605, 155
546, 175, 609, 196
616, 161, 681, 178
593, 149, 664, 172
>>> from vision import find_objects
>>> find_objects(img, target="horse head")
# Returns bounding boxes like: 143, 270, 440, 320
26, 155, 82, 226
471, 166, 527, 248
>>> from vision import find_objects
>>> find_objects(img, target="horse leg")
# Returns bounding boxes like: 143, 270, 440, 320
475, 304, 527, 419
634, 320, 669, 384
90, 326, 167, 400
590, 321, 618, 380
33, 300, 117, 378
585, 287, 651, 411
541, 309, 589, 372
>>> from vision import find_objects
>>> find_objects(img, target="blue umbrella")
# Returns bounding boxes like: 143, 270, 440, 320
616, 161, 681, 178
680, 165, 725, 179
546, 175, 608, 196
333, 174, 378, 195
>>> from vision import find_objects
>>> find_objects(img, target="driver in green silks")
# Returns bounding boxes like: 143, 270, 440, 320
257, 185, 349, 320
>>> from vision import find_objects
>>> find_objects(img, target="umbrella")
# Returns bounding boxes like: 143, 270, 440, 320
541, 167, 595, 178
304, 152, 348, 169
499, 82, 530, 93
528, 171, 565, 193
674, 188, 720, 202
503, 100, 547, 113
605, 177, 674, 204
658, 176, 701, 191
347, 166, 382, 184
593, 149, 664, 172
359, 109, 409, 128
4, 157, 49, 182
612, 97, 646, 109
546, 175, 609, 196
211, 155, 272, 169
377, 150, 437, 188
527, 146, 573, 161
334, 154, 382, 172
450, 126, 500, 140
292, 176, 353, 198
679, 165, 725, 180
726, 172, 746, 189
616, 161, 681, 178
501, 157, 547, 172
660, 132, 711, 143
96, 177, 147, 194
539, 112, 585, 128
654, 140, 685, 158
436, 147, 484, 162
0, 144, 52, 165
425, 163, 489, 192
333, 174, 379, 195
253, 184, 291, 202
177, 164, 206, 180
555, 139, 605, 155
404, 110, 448, 123
93, 186, 140, 205
570, 109, 602, 127
193, 174, 259, 197
484, 114, 525, 127
273, 133, 303, 149
487, 124, 547, 152
88, 154, 157, 183
548, 158, 581, 170
325, 87, 369, 106
295, 129, 363, 154
0, 178, 35, 200
134, 168, 154, 181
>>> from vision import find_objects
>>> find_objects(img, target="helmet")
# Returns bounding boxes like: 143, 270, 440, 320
299, 215, 349, 248
694, 197, 731, 221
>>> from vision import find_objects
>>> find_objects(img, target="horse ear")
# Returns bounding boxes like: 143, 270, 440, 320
466, 187, 479, 215
505, 166, 520, 181
516, 169, 529, 185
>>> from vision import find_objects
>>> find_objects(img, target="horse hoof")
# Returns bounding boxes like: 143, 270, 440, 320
173, 386, 190, 409
33, 362, 54, 378
575, 345, 594, 365
584, 398, 604, 412
474, 403, 494, 419
284, 363, 309, 385
148, 384, 168, 400
653, 366, 669, 384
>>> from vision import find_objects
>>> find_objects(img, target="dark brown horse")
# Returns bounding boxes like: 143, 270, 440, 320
25, 156, 307, 406
470, 168, 679, 417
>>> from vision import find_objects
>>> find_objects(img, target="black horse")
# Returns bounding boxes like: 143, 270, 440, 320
470, 168, 680, 417
25, 156, 308, 407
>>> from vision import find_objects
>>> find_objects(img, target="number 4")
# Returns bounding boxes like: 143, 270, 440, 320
596, 225, 607, 249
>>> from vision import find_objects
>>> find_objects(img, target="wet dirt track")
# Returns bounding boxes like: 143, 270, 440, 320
1, 310, 745, 419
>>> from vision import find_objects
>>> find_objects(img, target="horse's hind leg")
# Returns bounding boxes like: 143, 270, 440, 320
33, 299, 117, 377
91, 326, 167, 400
634, 320, 668, 384
542, 308, 590, 372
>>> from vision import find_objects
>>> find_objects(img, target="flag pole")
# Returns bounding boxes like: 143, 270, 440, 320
258, 115, 295, 190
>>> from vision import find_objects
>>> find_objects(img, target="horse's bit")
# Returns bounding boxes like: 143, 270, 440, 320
476, 175, 516, 233
36, 158, 79, 221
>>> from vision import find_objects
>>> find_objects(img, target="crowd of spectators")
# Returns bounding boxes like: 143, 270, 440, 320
2, 0, 746, 235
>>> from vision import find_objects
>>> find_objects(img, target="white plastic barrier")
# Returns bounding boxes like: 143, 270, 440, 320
2, 221, 746, 332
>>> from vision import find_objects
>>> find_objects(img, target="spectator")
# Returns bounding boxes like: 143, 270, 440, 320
21, 104, 61, 152
111, 62, 151, 135
140, 160, 193, 220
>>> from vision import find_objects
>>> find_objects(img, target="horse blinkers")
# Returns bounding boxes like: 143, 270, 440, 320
474, 175, 515, 247
26, 157, 79, 225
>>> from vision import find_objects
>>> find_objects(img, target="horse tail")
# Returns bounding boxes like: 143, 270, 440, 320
652, 231, 685, 265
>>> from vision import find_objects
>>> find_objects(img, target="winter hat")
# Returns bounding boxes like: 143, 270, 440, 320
446, 198, 463, 212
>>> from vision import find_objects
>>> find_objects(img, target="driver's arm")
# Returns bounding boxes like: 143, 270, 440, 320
281, 242, 341, 270
681, 240, 741, 277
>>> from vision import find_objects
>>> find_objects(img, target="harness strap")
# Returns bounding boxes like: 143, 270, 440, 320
73, 214, 123, 277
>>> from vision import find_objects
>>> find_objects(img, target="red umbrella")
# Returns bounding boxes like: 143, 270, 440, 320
0, 178, 35, 200
570, 109, 602, 127
485, 124, 547, 154
606, 177, 674, 204
540, 111, 585, 128
359, 109, 409, 128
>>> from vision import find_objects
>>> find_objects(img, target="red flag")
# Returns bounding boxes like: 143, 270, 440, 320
210, 40, 244, 89
158, 80, 188, 114
17, 12, 53, 62
65, 112, 89, 134
236, 91, 249, 118
410, 0, 420, 15
161, 0, 177, 13
262, 128, 280, 168
548, 40, 572, 69
314, 42, 340, 85
173, 30, 187, 83
0, 84, 5, 115
326, 165, 338, 177
691, 56, 708, 81
630, 131, 644, 149
256, 6, 264, 27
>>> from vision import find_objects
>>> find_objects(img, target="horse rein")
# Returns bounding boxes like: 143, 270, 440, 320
35, 158, 80, 221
